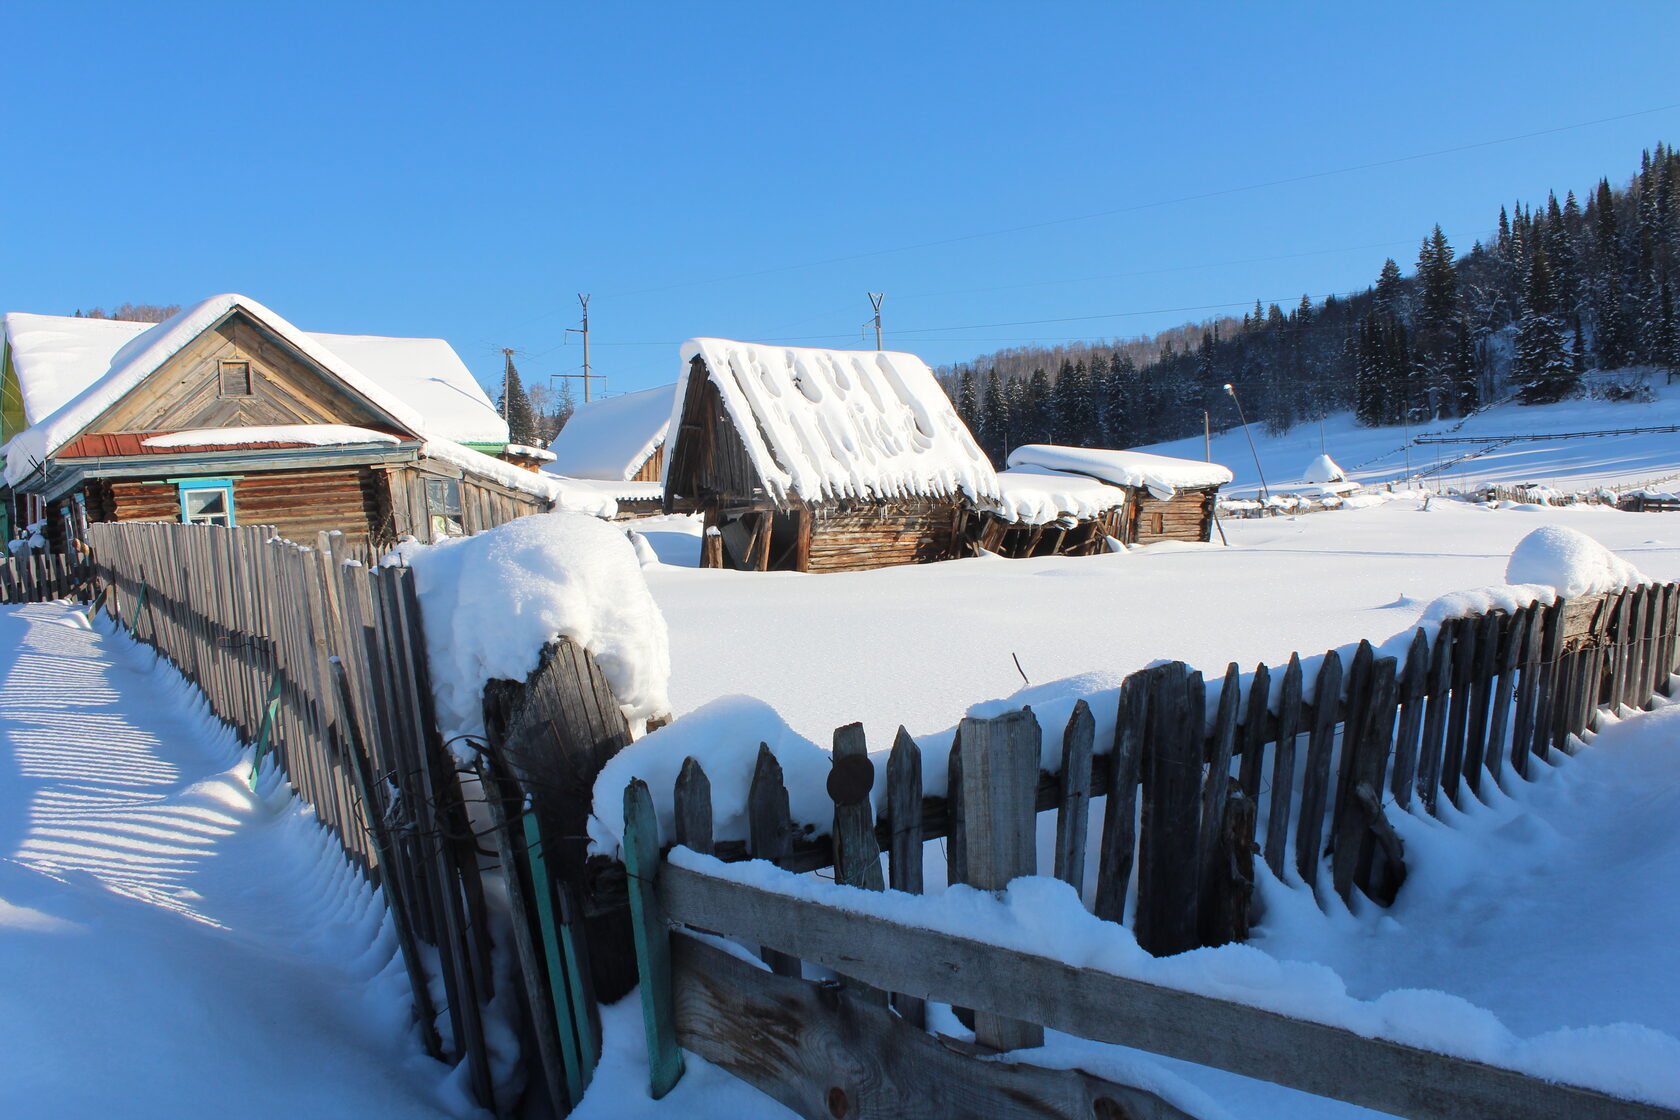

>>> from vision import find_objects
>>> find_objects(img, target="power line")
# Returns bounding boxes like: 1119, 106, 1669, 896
601, 101, 1680, 301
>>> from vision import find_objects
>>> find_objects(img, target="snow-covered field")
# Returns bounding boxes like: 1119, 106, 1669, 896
1144, 372, 1680, 498
594, 489, 1680, 1118
0, 604, 473, 1119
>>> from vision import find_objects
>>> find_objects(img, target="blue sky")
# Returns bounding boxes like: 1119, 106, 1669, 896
6, 2, 1678, 399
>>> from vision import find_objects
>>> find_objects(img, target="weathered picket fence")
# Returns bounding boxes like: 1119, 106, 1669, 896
85, 522, 503, 1114
598, 580, 1680, 1120
0, 549, 91, 603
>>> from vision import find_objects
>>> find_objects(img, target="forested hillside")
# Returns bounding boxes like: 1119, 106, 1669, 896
943, 145, 1680, 465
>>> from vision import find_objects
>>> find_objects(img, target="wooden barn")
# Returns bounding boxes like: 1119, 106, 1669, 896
543, 383, 675, 518
0, 294, 612, 551
968, 444, 1232, 556
662, 338, 999, 572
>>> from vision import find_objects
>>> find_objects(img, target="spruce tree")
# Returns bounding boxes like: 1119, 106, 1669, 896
1515, 247, 1575, 404
496, 357, 541, 446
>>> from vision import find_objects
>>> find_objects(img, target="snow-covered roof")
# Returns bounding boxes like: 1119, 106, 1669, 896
1006, 445, 1233, 501
1302, 452, 1346, 484
991, 465, 1131, 526
3, 295, 509, 484
545, 384, 674, 481
544, 476, 665, 504
676, 338, 999, 505
2, 313, 154, 426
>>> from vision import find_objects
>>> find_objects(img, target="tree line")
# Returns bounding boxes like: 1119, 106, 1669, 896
943, 144, 1680, 465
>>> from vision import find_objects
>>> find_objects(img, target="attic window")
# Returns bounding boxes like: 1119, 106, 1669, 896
218, 360, 254, 398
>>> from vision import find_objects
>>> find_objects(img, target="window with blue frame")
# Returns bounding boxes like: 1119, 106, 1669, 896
178, 479, 235, 526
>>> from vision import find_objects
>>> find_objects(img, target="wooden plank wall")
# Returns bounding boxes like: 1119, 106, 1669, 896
85, 521, 501, 1113
93, 467, 386, 548
384, 463, 548, 544
1134, 486, 1218, 544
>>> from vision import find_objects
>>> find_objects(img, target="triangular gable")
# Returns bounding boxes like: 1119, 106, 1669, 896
5, 294, 436, 484
76, 306, 414, 441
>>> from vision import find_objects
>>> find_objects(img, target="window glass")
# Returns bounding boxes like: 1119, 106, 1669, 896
182, 486, 231, 526
425, 478, 464, 538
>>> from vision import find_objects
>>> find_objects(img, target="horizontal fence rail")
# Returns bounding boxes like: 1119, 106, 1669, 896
608, 580, 1680, 1118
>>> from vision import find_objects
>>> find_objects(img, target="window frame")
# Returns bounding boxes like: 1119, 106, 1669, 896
424, 477, 464, 539
217, 359, 255, 399
177, 478, 237, 527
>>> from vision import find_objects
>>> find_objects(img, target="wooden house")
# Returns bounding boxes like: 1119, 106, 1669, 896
968, 445, 1232, 556
662, 339, 999, 572
0, 294, 612, 551
542, 383, 675, 518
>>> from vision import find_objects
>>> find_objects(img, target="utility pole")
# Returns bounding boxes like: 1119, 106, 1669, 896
1203, 410, 1211, 462
501, 348, 516, 421
865, 293, 884, 350
564, 294, 600, 403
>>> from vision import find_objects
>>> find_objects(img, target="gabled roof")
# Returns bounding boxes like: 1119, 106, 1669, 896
1006, 445, 1233, 500
544, 383, 674, 481
3, 294, 509, 484
676, 338, 999, 505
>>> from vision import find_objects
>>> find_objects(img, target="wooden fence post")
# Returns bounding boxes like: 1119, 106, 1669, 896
1052, 700, 1094, 895
1093, 671, 1147, 925
748, 744, 802, 979
1263, 653, 1304, 878
1296, 650, 1342, 889
886, 726, 926, 1027
624, 778, 685, 1099
1135, 663, 1201, 957
956, 708, 1045, 1051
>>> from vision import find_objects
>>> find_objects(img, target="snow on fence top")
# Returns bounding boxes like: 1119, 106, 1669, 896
1006, 444, 1233, 501
678, 338, 1000, 505
398, 511, 671, 748
991, 464, 1132, 526
544, 383, 674, 480
2, 295, 509, 484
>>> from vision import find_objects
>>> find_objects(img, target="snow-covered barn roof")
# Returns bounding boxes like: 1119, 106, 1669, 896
992, 465, 1132, 526
544, 383, 674, 481
1006, 445, 1233, 501
2, 294, 509, 484
676, 338, 999, 505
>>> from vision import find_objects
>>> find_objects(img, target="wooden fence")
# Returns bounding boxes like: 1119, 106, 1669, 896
602, 580, 1680, 1119
85, 522, 502, 1114
0, 549, 91, 604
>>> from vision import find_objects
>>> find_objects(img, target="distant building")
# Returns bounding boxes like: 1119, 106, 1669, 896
663, 339, 998, 572
543, 383, 675, 517
0, 294, 610, 550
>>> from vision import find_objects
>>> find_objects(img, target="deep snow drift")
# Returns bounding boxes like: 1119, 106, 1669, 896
0, 603, 473, 1119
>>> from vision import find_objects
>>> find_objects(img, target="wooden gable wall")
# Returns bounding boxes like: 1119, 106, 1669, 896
83, 310, 402, 438
664, 358, 765, 513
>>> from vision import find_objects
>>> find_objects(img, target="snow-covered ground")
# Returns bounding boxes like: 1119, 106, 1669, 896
587, 493, 1680, 1118
1144, 372, 1680, 498
0, 603, 474, 1119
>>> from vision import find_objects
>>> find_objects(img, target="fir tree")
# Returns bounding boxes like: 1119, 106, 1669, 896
496, 356, 541, 445
1515, 247, 1576, 404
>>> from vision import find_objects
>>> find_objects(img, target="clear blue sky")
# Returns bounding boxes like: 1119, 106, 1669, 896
6, 2, 1678, 399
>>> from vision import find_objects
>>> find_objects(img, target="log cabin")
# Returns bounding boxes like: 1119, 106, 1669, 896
662, 339, 999, 572
0, 294, 612, 552
968, 444, 1233, 556
542, 383, 675, 518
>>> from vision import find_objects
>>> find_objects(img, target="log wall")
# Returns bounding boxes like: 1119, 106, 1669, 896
806, 498, 964, 573
1133, 487, 1217, 544
92, 467, 386, 547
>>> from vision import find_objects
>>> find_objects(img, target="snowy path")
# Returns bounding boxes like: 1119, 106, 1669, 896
0, 602, 474, 1119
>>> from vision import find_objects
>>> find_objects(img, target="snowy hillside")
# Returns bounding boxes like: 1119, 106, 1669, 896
1139, 371, 1680, 497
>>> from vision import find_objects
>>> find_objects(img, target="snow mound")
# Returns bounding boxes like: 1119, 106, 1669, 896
1505, 525, 1648, 599
1007, 444, 1232, 501
1302, 452, 1346, 484
400, 511, 671, 748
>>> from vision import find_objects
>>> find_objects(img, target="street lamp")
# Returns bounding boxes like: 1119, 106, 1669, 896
1223, 383, 1271, 501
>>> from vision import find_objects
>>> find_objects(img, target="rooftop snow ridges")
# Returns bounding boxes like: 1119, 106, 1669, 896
678, 338, 999, 505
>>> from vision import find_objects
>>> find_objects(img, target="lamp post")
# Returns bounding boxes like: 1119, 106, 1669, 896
1223, 383, 1271, 501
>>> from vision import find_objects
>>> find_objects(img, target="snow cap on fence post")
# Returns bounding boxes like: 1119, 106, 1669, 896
394, 510, 672, 753
1504, 525, 1649, 600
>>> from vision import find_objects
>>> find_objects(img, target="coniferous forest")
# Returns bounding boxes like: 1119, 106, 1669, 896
942, 145, 1680, 466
